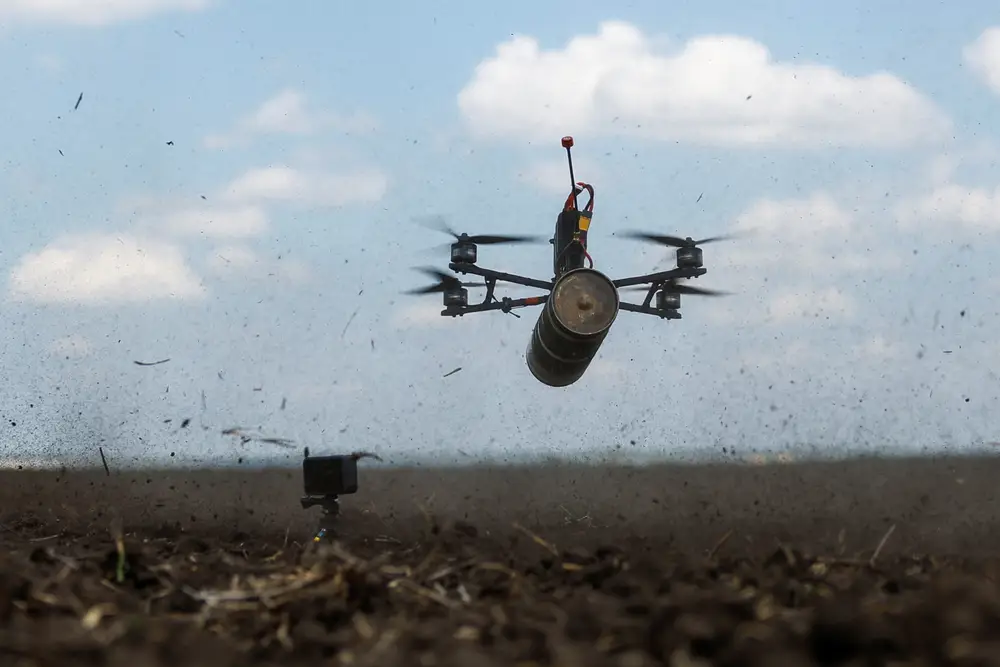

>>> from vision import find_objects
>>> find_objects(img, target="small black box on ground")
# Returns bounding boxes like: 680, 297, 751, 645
303, 454, 359, 496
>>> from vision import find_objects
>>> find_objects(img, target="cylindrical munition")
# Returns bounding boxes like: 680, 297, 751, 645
525, 267, 619, 387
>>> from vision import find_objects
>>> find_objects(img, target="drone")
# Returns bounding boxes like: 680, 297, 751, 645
300, 138, 732, 539
407, 136, 732, 388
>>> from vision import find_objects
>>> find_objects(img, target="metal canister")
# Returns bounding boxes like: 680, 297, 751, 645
525, 268, 620, 387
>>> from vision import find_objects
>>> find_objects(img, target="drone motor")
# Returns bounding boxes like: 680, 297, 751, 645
676, 246, 703, 269
443, 286, 469, 308
451, 239, 477, 264
657, 289, 682, 311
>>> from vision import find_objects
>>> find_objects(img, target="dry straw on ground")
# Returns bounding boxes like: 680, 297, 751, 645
2, 515, 1000, 666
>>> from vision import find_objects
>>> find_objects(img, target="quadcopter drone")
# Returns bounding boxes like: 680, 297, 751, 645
407, 136, 731, 388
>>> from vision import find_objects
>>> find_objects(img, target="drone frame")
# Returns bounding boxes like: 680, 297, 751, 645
441, 261, 708, 321
413, 135, 723, 322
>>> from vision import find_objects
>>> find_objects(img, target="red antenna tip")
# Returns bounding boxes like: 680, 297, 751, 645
561, 136, 574, 148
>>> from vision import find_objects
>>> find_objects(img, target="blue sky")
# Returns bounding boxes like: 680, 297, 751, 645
2, 0, 1000, 470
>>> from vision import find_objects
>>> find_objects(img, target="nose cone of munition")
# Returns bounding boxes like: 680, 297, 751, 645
526, 268, 619, 387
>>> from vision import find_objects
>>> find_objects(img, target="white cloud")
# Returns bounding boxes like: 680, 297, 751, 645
726, 191, 888, 277
204, 89, 379, 149
8, 233, 204, 305
700, 191, 893, 326
736, 192, 852, 236
458, 21, 950, 148
221, 165, 388, 207
206, 245, 310, 284
162, 204, 269, 239
0, 0, 210, 26
517, 157, 604, 196
49, 333, 93, 358
964, 27, 1000, 95
896, 183, 1000, 231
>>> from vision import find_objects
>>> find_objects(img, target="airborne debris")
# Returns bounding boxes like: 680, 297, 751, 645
98, 447, 110, 476
349, 450, 383, 462
73, 92, 83, 110
134, 358, 170, 367
442, 367, 462, 378
341, 307, 359, 338
221, 427, 294, 448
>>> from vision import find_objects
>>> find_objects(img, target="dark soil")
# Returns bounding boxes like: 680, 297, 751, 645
3, 517, 1000, 667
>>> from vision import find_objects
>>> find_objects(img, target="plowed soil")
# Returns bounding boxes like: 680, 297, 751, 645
4, 516, 1000, 667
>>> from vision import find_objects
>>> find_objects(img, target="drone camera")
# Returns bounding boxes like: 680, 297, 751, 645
302, 454, 359, 497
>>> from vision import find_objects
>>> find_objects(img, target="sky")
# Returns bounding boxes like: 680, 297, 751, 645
2, 0, 1000, 470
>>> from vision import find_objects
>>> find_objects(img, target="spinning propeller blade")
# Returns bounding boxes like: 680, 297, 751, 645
622, 280, 731, 297
418, 215, 542, 245
403, 267, 480, 295
617, 231, 734, 247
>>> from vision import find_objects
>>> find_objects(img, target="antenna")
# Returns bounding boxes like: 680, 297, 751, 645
561, 136, 578, 210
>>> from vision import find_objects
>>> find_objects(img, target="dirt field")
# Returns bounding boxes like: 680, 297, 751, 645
3, 456, 1000, 665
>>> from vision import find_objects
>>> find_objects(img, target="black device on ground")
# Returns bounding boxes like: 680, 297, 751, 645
405, 135, 734, 387
300, 449, 359, 538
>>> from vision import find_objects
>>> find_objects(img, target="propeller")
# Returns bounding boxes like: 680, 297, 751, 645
622, 280, 730, 297
418, 215, 542, 245
617, 231, 733, 247
403, 267, 481, 295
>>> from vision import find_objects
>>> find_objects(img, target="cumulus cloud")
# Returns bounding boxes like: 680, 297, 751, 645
205, 245, 310, 284
458, 21, 950, 148
204, 89, 379, 149
964, 27, 1000, 95
0, 0, 210, 26
162, 204, 269, 239
700, 191, 893, 325
728, 192, 881, 274
896, 183, 1000, 231
126, 165, 386, 239
8, 233, 204, 305
221, 165, 388, 208
517, 156, 605, 196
